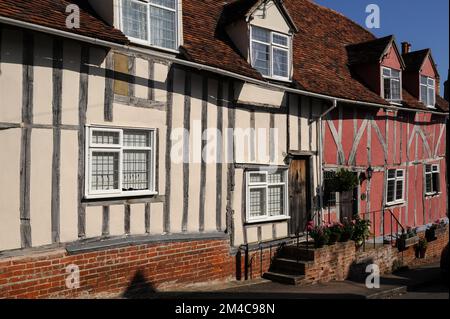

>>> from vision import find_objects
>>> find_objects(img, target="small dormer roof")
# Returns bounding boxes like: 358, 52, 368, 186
346, 35, 405, 69
403, 49, 439, 78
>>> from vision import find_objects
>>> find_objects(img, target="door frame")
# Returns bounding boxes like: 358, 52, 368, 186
285, 152, 315, 236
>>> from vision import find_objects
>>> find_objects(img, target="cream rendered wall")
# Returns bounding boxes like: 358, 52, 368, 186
85, 206, 103, 238
232, 169, 245, 245
234, 109, 251, 164
61, 41, 81, 126
135, 57, 149, 99
109, 204, 125, 236
288, 94, 300, 151
59, 130, 79, 243
254, 111, 271, 164
29, 129, 53, 247
236, 83, 285, 107
274, 112, 287, 165
250, 0, 291, 34
149, 202, 164, 235
130, 203, 146, 235
204, 78, 219, 232
0, 28, 22, 123
154, 62, 169, 103
0, 129, 22, 250
186, 73, 202, 232
168, 67, 185, 233
86, 48, 107, 124
33, 34, 53, 125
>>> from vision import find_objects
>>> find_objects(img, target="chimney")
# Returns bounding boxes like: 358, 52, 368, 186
401, 42, 411, 55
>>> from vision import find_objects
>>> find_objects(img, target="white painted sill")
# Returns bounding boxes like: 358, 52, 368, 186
84, 191, 158, 200
246, 216, 291, 225
385, 200, 405, 207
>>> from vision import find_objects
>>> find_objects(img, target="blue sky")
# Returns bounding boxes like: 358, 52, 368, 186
315, 0, 449, 95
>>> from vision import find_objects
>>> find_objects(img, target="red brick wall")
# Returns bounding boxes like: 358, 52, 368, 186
0, 239, 235, 299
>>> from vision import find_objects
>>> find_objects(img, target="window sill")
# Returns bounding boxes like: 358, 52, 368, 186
425, 192, 441, 198
385, 201, 405, 207
84, 191, 158, 200
387, 101, 402, 106
262, 75, 292, 83
127, 37, 180, 55
245, 216, 290, 225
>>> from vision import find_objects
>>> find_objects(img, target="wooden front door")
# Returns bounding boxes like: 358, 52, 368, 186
288, 158, 310, 236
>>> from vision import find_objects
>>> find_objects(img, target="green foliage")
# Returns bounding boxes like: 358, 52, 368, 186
329, 169, 359, 192
351, 216, 371, 244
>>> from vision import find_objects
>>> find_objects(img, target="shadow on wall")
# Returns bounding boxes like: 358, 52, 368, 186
122, 270, 157, 299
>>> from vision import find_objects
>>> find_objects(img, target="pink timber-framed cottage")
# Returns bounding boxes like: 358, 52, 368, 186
0, 0, 448, 297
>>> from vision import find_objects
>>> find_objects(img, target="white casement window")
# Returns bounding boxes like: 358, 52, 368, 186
382, 67, 402, 102
250, 26, 291, 81
246, 170, 289, 223
420, 75, 436, 108
121, 0, 179, 51
425, 164, 440, 195
386, 169, 405, 205
85, 126, 156, 199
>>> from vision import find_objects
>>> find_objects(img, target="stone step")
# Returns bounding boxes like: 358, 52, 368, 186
278, 245, 315, 261
270, 258, 312, 275
262, 271, 305, 285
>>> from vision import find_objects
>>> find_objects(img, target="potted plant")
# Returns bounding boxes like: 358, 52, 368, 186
425, 224, 437, 242
339, 219, 354, 242
330, 169, 359, 192
352, 217, 371, 248
415, 238, 428, 259
308, 224, 330, 248
327, 223, 343, 245
397, 227, 419, 251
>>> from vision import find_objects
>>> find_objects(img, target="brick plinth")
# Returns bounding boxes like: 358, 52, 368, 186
0, 239, 235, 299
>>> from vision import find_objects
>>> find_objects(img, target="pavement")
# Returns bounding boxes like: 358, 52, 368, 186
108, 263, 448, 299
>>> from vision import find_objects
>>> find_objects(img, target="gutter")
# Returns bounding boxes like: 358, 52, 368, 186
0, 16, 447, 116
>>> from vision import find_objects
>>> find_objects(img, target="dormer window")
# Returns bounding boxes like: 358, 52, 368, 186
382, 67, 401, 102
250, 26, 291, 81
121, 0, 179, 51
420, 75, 435, 108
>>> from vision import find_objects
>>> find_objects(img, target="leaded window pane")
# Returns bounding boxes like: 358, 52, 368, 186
91, 152, 120, 191
122, 0, 148, 41
249, 188, 266, 218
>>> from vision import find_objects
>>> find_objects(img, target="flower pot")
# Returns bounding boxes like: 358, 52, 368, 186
328, 233, 340, 245
397, 236, 419, 252
415, 248, 426, 259
339, 233, 352, 242
314, 238, 326, 248
425, 229, 437, 242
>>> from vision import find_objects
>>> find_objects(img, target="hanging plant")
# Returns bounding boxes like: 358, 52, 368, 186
329, 169, 359, 192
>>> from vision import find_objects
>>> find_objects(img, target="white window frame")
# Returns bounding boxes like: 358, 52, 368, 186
250, 26, 292, 82
420, 75, 436, 108
425, 164, 440, 196
119, 0, 180, 53
85, 125, 157, 199
385, 168, 405, 206
382, 67, 402, 103
245, 170, 290, 223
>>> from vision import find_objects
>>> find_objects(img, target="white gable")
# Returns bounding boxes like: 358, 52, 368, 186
250, 0, 291, 34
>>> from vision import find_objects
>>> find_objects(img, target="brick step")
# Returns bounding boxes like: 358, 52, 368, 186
270, 258, 312, 275
278, 245, 315, 261
262, 271, 305, 285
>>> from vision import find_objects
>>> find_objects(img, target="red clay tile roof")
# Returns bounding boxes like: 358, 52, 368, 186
0, 0, 128, 44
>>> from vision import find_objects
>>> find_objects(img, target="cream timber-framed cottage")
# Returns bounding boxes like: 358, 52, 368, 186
0, 0, 448, 298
